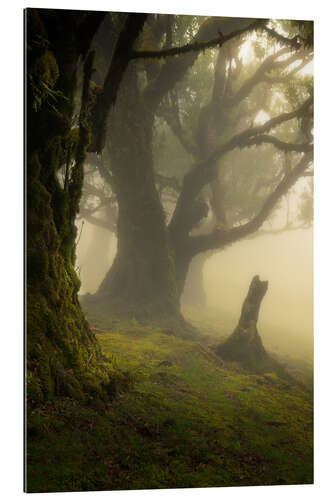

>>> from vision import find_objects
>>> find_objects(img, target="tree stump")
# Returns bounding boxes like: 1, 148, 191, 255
217, 275, 269, 369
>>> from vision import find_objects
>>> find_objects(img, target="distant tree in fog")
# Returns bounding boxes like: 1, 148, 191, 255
80, 16, 313, 334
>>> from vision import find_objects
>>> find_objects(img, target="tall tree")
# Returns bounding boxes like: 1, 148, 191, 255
85, 17, 271, 327
161, 24, 313, 306
80, 16, 313, 336
26, 9, 147, 406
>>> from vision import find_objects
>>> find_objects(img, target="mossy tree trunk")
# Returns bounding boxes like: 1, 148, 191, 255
86, 17, 243, 331
92, 65, 182, 326
217, 275, 268, 369
85, 16, 312, 337
26, 9, 145, 406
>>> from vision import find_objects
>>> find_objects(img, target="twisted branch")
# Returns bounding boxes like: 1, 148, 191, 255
189, 152, 313, 255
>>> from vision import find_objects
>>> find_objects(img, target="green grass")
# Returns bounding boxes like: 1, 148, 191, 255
26, 316, 313, 492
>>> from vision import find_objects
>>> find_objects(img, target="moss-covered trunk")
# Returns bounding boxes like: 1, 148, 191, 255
26, 9, 123, 407
217, 275, 268, 369
91, 65, 182, 326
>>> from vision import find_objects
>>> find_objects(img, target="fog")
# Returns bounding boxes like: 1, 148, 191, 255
75, 15, 313, 365
77, 222, 313, 360
26, 11, 314, 491
204, 228, 313, 359
76, 223, 116, 294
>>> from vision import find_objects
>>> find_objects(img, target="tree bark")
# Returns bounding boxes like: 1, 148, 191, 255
84, 16, 312, 338
89, 18, 257, 321
91, 64, 181, 325
26, 9, 140, 407
216, 275, 268, 369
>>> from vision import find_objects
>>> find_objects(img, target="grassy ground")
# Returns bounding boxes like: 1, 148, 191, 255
26, 314, 313, 492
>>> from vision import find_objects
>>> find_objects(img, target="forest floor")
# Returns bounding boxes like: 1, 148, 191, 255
26, 310, 313, 492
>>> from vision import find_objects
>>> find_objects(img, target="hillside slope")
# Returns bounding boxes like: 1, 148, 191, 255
26, 318, 313, 492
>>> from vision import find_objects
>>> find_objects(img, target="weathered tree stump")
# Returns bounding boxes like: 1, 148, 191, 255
217, 275, 269, 369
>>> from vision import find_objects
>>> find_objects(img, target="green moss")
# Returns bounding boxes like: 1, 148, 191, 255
26, 317, 313, 492
35, 50, 59, 88
27, 148, 117, 408
29, 50, 60, 112
26, 11, 129, 413
26, 371, 43, 407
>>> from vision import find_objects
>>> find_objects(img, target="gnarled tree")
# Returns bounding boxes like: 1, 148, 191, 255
78, 16, 313, 336
26, 9, 147, 406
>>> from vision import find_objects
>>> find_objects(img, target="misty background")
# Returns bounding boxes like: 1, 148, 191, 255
74, 15, 313, 363
77, 221, 313, 359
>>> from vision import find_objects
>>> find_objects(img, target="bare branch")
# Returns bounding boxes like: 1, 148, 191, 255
209, 94, 313, 163
244, 223, 311, 240
144, 18, 266, 111
169, 95, 313, 237
260, 25, 303, 49
189, 152, 313, 255
88, 13, 148, 153
132, 19, 265, 60
263, 56, 312, 83
225, 47, 290, 106
243, 135, 313, 153
232, 49, 311, 107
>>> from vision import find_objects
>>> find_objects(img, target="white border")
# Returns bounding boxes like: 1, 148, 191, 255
1, 1, 332, 499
